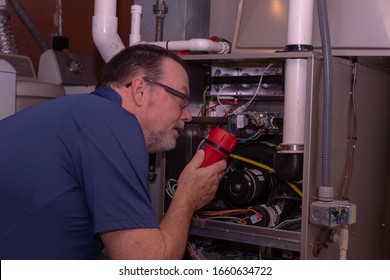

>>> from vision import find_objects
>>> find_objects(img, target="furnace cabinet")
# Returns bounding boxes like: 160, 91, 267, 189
148, 51, 390, 260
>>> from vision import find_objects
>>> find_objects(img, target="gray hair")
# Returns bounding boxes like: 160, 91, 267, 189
97, 44, 187, 88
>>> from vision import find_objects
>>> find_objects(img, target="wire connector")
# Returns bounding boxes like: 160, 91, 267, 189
231, 105, 247, 115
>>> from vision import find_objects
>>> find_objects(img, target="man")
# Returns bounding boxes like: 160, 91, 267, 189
0, 44, 226, 259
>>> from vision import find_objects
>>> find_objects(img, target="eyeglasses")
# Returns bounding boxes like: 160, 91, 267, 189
126, 77, 189, 109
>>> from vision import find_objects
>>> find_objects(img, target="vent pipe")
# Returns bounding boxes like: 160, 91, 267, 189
94, 0, 229, 61
274, 0, 314, 183
0, 0, 18, 53
129, 5, 142, 46
92, 0, 124, 63
7, 0, 49, 52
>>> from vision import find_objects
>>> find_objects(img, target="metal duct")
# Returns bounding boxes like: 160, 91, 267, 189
0, 1, 18, 53
7, 0, 50, 52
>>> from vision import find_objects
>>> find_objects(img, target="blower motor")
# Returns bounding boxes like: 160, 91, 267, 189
221, 167, 270, 206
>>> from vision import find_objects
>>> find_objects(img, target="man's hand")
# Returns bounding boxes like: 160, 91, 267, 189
175, 149, 227, 211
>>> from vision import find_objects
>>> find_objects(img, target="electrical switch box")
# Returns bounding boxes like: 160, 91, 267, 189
310, 200, 357, 227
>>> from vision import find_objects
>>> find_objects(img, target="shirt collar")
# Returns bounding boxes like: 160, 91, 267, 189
91, 86, 122, 104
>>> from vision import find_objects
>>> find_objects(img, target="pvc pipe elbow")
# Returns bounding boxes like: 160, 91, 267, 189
188, 38, 230, 53
92, 16, 125, 63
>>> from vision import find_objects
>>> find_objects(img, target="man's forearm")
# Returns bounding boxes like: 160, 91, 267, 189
159, 188, 196, 259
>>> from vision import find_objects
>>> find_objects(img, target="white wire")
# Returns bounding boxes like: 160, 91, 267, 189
242, 63, 274, 109
216, 63, 274, 116
216, 87, 233, 114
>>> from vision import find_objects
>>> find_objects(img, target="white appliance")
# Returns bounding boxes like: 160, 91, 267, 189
38, 49, 98, 95
0, 59, 16, 120
0, 53, 65, 113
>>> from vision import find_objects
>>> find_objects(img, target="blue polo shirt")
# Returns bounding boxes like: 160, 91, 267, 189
0, 87, 159, 259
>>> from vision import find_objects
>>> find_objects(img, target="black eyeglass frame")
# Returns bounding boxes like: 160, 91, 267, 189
125, 77, 189, 109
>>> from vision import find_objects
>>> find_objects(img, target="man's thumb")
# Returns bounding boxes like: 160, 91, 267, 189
190, 149, 205, 168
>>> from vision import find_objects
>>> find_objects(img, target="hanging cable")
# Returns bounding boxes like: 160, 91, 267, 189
340, 59, 358, 200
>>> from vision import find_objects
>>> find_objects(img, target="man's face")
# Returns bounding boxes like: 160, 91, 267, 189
143, 59, 192, 153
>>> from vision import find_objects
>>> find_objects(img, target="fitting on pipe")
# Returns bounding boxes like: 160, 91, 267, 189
153, 3, 168, 18
318, 185, 334, 202
92, 15, 125, 63
274, 144, 304, 182
284, 44, 313, 52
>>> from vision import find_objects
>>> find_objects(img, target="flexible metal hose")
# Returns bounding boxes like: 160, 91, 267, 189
7, 0, 50, 51
0, 6, 18, 53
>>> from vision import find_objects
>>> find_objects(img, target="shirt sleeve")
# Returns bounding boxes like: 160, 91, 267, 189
73, 114, 159, 234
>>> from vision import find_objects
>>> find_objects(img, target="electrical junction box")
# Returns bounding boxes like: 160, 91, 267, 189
310, 200, 357, 228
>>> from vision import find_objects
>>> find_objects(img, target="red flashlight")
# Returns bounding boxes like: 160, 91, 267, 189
201, 127, 237, 167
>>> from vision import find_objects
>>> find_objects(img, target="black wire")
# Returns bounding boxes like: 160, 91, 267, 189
313, 227, 332, 257
266, 196, 301, 206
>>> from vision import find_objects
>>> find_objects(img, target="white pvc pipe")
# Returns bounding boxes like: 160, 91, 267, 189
283, 59, 307, 146
92, 0, 125, 63
94, 0, 116, 16
281, 0, 314, 149
138, 38, 230, 54
129, 4, 142, 46
287, 0, 314, 45
333, 225, 349, 260
93, 1, 229, 62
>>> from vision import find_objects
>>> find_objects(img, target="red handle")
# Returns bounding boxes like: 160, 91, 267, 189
201, 127, 237, 167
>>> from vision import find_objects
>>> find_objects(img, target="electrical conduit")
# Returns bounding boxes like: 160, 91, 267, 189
317, 0, 334, 201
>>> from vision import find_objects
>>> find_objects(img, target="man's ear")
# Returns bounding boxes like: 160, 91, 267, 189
129, 77, 145, 106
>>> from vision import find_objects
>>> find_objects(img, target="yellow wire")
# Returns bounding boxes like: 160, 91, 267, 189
286, 181, 302, 197
229, 153, 302, 197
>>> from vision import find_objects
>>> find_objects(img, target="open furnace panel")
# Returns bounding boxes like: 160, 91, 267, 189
159, 52, 317, 260
151, 51, 355, 260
